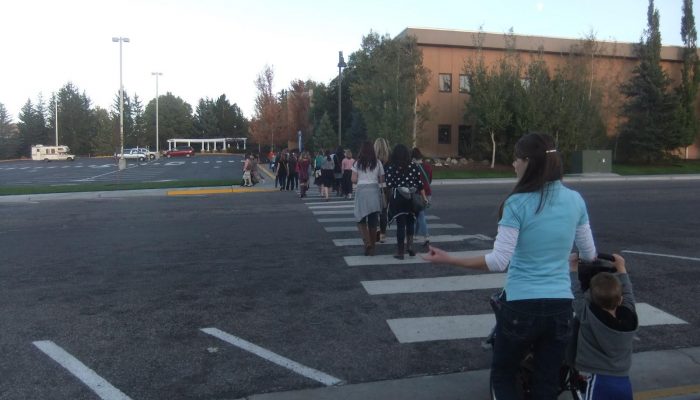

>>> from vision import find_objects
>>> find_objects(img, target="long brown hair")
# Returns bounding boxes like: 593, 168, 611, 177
356, 141, 377, 171
498, 133, 563, 218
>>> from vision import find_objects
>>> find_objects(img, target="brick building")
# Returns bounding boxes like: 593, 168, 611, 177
399, 27, 700, 159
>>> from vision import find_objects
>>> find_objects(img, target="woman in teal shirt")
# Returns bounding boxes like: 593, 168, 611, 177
424, 133, 596, 399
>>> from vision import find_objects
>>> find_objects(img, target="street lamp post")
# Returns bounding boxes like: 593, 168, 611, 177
112, 36, 130, 170
337, 51, 346, 147
152, 72, 162, 159
54, 99, 58, 146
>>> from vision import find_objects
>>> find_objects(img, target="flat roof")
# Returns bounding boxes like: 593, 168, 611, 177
398, 27, 687, 62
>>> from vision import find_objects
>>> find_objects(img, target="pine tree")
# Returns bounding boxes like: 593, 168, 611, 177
677, 0, 700, 151
311, 113, 336, 150
132, 94, 146, 147
618, 0, 679, 161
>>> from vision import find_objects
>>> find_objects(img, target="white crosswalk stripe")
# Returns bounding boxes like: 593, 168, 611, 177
334, 234, 491, 247
386, 303, 688, 343
297, 188, 689, 347
319, 215, 440, 223
326, 223, 462, 232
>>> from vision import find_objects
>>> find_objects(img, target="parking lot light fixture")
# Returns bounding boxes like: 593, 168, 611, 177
113, 36, 130, 170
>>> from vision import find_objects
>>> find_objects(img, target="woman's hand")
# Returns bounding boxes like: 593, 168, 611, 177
569, 252, 579, 272
421, 245, 452, 264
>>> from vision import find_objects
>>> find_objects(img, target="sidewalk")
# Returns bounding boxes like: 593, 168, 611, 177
235, 347, 700, 400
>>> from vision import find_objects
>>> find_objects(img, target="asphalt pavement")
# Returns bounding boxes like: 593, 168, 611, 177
0, 175, 700, 400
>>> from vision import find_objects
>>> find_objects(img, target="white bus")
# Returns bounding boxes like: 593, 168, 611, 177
31, 145, 76, 161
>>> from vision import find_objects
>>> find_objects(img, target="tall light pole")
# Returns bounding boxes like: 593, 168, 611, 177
112, 36, 130, 170
151, 72, 162, 158
337, 51, 346, 147
54, 99, 59, 146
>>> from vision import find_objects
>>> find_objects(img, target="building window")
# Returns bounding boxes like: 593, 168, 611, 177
439, 74, 452, 92
459, 74, 470, 93
520, 77, 530, 89
438, 125, 451, 144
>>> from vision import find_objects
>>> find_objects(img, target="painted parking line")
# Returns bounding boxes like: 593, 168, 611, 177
334, 233, 492, 247
622, 250, 700, 262
32, 341, 132, 400
345, 249, 490, 267
201, 328, 342, 386
362, 273, 505, 295
319, 215, 440, 223
327, 223, 462, 233
387, 303, 687, 343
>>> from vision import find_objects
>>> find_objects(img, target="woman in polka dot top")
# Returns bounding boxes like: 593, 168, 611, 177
385, 143, 426, 259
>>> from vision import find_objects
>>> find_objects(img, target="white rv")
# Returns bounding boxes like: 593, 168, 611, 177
31, 145, 76, 161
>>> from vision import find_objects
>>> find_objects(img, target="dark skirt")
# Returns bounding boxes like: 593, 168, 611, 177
321, 169, 335, 188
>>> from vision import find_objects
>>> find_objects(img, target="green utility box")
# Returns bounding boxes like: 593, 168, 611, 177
570, 150, 612, 174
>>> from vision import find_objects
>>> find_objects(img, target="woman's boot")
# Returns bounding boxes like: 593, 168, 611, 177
367, 226, 376, 256
357, 224, 370, 256
406, 235, 416, 257
393, 240, 404, 260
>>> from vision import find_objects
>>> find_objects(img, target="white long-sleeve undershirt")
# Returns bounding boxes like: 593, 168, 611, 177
484, 223, 596, 272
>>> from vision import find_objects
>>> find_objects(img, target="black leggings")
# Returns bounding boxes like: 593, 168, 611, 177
395, 214, 415, 244
360, 212, 379, 230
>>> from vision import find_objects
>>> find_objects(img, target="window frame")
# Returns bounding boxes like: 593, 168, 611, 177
438, 124, 452, 144
459, 74, 470, 93
438, 73, 452, 93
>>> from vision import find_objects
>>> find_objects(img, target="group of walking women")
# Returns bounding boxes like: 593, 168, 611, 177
351, 139, 432, 259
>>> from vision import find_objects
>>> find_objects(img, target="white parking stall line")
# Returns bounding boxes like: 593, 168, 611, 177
319, 215, 440, 223
363, 273, 505, 295
201, 328, 342, 386
228, 160, 235, 163
335, 233, 491, 247
327, 223, 462, 233
621, 250, 700, 262
32, 341, 133, 400
165, 161, 185, 166
216, 160, 223, 163
345, 249, 490, 267
75, 164, 139, 181
203, 161, 210, 164
307, 203, 355, 209
312, 210, 354, 215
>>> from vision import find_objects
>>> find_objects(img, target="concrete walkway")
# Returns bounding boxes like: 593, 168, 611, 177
235, 347, 700, 400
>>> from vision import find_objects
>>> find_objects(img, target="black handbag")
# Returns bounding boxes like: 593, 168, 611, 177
411, 192, 426, 213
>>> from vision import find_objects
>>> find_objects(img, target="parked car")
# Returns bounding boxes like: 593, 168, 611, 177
164, 146, 195, 158
115, 148, 148, 161
134, 147, 157, 160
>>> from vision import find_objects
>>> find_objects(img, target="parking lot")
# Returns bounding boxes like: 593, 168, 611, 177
0, 154, 247, 186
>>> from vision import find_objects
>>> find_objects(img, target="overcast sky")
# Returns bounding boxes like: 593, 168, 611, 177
2, 0, 697, 122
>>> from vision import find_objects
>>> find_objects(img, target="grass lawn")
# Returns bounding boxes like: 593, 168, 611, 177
612, 160, 700, 175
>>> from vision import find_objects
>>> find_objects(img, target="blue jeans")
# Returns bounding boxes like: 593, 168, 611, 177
491, 295, 573, 400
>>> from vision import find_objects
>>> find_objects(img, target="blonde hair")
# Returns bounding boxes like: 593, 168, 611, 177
373, 137, 390, 164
